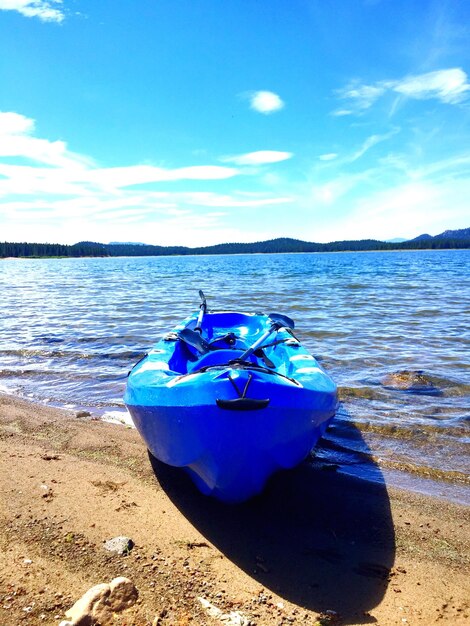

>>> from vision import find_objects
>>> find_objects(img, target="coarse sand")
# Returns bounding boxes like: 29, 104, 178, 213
0, 393, 468, 625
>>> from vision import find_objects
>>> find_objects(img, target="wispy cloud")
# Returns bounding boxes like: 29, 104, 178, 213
292, 143, 470, 242
347, 128, 399, 163
340, 177, 470, 241
175, 192, 293, 208
247, 91, 285, 114
0, 0, 65, 23
388, 68, 470, 104
220, 150, 293, 166
317, 129, 399, 168
333, 83, 385, 116
334, 68, 470, 115
87, 165, 239, 189
0, 111, 239, 194
0, 110, 293, 245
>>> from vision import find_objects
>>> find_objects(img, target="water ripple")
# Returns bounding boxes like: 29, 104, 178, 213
1, 250, 469, 496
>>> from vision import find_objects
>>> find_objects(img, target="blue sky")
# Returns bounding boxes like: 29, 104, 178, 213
0, 0, 469, 246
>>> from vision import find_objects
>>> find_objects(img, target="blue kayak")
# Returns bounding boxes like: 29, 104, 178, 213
124, 293, 338, 503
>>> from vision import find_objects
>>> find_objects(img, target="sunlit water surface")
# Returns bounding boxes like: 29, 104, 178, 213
1, 251, 469, 503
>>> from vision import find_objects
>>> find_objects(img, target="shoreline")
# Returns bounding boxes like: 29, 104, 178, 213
1, 392, 469, 625
6, 389, 469, 508
2, 247, 470, 261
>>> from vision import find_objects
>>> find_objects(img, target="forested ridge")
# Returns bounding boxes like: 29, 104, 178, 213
1, 230, 470, 258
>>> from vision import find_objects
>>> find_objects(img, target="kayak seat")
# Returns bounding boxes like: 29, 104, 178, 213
187, 349, 255, 373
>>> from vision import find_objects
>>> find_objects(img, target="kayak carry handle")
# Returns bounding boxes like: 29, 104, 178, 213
216, 398, 270, 410
216, 371, 269, 409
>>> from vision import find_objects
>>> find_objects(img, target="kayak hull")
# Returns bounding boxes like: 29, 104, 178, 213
124, 310, 338, 503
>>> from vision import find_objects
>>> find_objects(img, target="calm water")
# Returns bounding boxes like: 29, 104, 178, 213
1, 251, 469, 503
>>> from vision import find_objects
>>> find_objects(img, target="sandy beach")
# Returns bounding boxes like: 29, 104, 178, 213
0, 393, 468, 626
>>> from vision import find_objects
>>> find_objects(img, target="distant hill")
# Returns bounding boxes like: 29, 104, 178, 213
385, 237, 408, 243
410, 227, 470, 242
435, 228, 470, 239
2, 227, 469, 258
410, 233, 432, 242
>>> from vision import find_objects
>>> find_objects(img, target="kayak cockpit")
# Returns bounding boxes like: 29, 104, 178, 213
183, 311, 265, 342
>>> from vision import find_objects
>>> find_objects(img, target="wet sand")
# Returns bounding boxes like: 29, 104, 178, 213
0, 393, 468, 625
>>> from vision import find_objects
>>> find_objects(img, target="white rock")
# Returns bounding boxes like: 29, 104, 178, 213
108, 577, 139, 611
198, 597, 251, 626
61, 582, 109, 626
60, 577, 138, 626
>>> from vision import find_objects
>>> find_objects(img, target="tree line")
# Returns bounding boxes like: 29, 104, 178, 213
1, 236, 469, 259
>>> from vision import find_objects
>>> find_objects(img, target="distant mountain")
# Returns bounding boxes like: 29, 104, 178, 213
72, 241, 107, 249
410, 227, 470, 242
434, 228, 470, 239
385, 237, 408, 243
74, 241, 105, 246
410, 233, 433, 242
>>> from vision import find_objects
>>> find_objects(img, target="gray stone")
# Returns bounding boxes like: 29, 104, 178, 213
103, 536, 134, 555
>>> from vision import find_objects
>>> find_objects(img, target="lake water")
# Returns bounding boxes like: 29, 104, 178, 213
1, 250, 469, 503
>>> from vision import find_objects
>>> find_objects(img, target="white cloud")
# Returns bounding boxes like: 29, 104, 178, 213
319, 153, 338, 161
86, 165, 239, 189
0, 111, 34, 134
0, 111, 239, 195
0, 0, 65, 22
220, 150, 293, 166
331, 109, 354, 117
388, 68, 470, 104
248, 91, 285, 114
0, 111, 92, 169
0, 110, 294, 245
334, 83, 385, 115
1, 202, 272, 247
334, 67, 470, 115
175, 192, 293, 208
0, 161, 240, 197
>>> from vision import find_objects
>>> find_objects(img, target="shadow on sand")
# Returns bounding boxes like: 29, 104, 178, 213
149, 416, 395, 624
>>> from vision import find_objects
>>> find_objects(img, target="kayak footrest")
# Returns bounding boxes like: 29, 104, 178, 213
216, 397, 270, 411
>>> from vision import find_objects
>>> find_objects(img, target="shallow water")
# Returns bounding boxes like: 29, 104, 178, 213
1, 250, 469, 503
